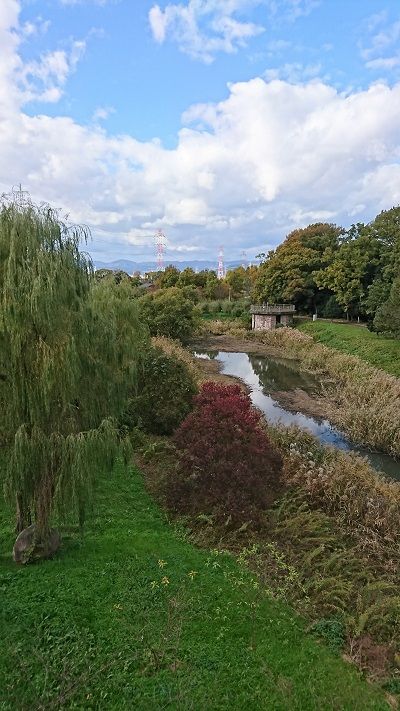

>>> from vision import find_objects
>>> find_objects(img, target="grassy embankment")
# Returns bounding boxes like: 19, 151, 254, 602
0, 461, 391, 710
298, 321, 400, 378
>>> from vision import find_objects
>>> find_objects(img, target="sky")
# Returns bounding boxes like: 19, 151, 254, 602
0, 0, 400, 264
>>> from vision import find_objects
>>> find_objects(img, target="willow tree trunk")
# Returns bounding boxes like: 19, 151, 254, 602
15, 492, 31, 533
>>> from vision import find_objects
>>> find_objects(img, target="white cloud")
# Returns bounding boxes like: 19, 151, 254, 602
1, 0, 400, 262
21, 18, 51, 37
92, 106, 115, 122
266, 0, 320, 22
366, 56, 400, 71
360, 13, 400, 74
148, 0, 320, 62
21, 41, 86, 103
264, 61, 321, 82
149, 0, 265, 63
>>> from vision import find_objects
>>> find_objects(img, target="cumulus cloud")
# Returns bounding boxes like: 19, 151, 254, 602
1, 0, 400, 262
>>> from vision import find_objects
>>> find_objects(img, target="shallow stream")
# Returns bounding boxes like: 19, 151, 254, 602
196, 350, 400, 481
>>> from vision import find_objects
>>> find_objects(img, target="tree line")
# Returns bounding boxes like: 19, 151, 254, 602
97, 205, 400, 337
253, 207, 400, 335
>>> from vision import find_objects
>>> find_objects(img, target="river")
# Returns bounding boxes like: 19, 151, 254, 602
196, 350, 400, 481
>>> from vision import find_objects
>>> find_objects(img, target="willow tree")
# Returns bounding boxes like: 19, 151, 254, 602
0, 198, 143, 559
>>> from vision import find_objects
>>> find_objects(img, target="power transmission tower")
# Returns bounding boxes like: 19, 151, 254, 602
217, 245, 225, 280
154, 229, 167, 271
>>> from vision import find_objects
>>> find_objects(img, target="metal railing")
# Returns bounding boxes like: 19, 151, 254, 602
250, 304, 296, 315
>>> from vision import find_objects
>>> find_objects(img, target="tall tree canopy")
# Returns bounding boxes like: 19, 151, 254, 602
364, 207, 400, 320
373, 277, 400, 337
253, 223, 342, 312
315, 227, 380, 319
0, 200, 143, 558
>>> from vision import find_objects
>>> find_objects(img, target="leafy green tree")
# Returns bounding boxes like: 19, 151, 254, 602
125, 346, 197, 435
225, 266, 247, 297
177, 267, 197, 288
157, 265, 180, 288
316, 228, 380, 319
203, 271, 218, 299
94, 268, 131, 284
0, 201, 143, 557
203, 271, 229, 300
364, 207, 400, 318
254, 223, 341, 312
138, 287, 199, 343
373, 278, 400, 337
194, 269, 211, 289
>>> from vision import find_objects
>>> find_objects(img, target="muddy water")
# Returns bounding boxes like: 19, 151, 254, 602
196, 350, 400, 481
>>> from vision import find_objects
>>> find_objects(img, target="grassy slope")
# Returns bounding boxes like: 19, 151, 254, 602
0, 464, 388, 710
298, 321, 400, 377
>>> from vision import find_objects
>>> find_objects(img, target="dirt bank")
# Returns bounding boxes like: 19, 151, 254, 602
192, 334, 291, 358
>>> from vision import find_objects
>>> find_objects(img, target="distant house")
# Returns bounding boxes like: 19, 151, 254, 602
138, 281, 155, 292
250, 303, 295, 330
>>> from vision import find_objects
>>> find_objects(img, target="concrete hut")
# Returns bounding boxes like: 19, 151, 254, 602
250, 303, 295, 331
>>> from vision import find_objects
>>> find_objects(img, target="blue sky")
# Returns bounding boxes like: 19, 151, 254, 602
1, 0, 400, 263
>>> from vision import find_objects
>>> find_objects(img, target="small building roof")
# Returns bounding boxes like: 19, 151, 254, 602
250, 303, 296, 315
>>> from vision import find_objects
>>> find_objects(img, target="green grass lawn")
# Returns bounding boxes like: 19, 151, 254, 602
0, 463, 389, 710
298, 321, 400, 377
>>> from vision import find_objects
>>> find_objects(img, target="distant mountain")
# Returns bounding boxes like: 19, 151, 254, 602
93, 259, 247, 274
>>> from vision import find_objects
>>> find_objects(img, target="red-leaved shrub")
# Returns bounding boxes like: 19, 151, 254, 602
167, 381, 283, 525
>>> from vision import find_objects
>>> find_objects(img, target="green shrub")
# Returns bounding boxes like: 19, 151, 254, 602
231, 304, 244, 317
124, 347, 197, 435
138, 287, 199, 344
309, 618, 346, 653
208, 300, 222, 314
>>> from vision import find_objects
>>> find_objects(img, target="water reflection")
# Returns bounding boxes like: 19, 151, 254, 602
196, 350, 400, 481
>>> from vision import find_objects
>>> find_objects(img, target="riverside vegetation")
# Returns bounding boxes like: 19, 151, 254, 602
200, 319, 400, 459
141, 337, 400, 690
1, 196, 399, 707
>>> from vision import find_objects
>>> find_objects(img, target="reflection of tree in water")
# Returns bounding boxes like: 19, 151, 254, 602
193, 350, 219, 360
249, 354, 317, 394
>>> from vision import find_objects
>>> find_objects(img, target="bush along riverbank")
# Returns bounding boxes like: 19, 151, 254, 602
198, 321, 400, 459
139, 337, 400, 696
